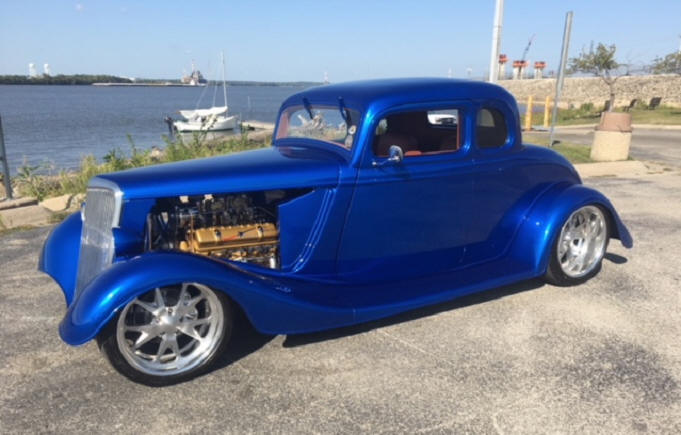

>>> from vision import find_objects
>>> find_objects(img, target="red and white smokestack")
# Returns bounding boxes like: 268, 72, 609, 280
498, 54, 508, 80
512, 60, 527, 80
534, 61, 546, 79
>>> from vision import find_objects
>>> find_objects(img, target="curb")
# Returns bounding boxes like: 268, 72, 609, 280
574, 160, 652, 178
549, 124, 681, 131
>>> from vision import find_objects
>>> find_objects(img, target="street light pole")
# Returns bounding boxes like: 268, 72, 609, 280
548, 11, 573, 148
488, 0, 505, 83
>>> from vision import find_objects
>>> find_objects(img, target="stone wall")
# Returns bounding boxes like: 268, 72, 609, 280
498, 74, 681, 109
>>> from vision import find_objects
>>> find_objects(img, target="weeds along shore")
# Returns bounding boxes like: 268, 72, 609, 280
10, 130, 271, 202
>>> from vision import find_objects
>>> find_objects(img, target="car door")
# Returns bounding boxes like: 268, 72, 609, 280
464, 104, 533, 264
337, 103, 480, 282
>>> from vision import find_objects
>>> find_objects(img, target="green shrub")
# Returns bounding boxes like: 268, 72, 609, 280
13, 130, 270, 200
579, 102, 594, 112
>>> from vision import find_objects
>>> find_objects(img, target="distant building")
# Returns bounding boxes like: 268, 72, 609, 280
181, 60, 207, 86
28, 63, 38, 78
43, 63, 51, 76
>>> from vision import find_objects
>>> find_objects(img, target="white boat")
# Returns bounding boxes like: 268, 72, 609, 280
174, 113, 238, 132
174, 52, 237, 132
178, 106, 227, 120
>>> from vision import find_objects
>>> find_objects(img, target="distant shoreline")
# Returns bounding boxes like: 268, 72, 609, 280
0, 74, 321, 87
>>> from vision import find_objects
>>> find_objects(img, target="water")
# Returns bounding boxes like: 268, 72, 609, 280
0, 84, 308, 175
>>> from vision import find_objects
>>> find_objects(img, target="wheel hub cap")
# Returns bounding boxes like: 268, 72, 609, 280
557, 205, 607, 278
116, 283, 224, 377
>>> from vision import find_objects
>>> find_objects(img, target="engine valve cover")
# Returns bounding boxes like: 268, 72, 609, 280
180, 223, 279, 255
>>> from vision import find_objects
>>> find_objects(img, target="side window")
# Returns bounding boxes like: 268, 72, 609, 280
476, 108, 508, 149
373, 109, 461, 157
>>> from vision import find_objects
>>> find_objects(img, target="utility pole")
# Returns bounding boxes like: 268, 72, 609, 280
0, 115, 13, 200
548, 11, 573, 148
677, 35, 681, 72
488, 0, 505, 83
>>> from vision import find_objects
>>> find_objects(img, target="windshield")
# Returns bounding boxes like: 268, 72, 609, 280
275, 104, 361, 150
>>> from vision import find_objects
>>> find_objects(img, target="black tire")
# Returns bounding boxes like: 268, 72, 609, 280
545, 205, 610, 286
97, 284, 233, 387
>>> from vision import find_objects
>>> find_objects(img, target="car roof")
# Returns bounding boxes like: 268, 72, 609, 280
281, 78, 518, 113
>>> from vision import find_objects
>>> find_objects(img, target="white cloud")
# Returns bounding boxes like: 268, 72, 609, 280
75, 3, 83, 12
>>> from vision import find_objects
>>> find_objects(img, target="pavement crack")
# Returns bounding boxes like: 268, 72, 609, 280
375, 329, 458, 369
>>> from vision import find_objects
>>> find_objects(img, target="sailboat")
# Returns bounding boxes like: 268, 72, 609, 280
174, 52, 238, 132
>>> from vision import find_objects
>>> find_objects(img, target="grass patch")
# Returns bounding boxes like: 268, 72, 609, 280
628, 106, 681, 125
532, 103, 681, 127
524, 135, 593, 164
551, 143, 593, 164
12, 130, 270, 201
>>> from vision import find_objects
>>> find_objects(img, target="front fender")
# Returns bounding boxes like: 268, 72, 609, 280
39, 212, 82, 305
59, 252, 354, 345
510, 183, 633, 276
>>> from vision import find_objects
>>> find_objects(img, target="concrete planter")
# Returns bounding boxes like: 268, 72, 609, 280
590, 112, 632, 162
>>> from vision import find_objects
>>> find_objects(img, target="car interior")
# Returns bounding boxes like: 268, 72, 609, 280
475, 108, 508, 149
373, 110, 461, 158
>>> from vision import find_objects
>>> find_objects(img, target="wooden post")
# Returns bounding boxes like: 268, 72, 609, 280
524, 95, 533, 131
543, 96, 551, 128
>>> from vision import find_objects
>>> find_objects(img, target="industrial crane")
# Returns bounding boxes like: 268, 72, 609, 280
516, 34, 535, 79
521, 34, 536, 63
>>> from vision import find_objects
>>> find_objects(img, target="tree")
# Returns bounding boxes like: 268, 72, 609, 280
650, 51, 681, 75
569, 43, 620, 112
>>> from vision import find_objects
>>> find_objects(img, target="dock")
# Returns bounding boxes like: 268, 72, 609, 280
241, 120, 275, 131
92, 82, 205, 87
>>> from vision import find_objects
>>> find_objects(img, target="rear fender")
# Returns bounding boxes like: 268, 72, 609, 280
60, 252, 353, 345
510, 183, 633, 275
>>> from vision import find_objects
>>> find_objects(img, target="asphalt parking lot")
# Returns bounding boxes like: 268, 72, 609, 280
1, 171, 680, 434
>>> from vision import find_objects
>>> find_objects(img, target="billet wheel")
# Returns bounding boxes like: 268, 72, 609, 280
98, 283, 232, 386
545, 205, 609, 286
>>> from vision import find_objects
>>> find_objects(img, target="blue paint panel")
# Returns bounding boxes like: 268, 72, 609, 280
278, 188, 329, 271
58, 252, 356, 345
97, 146, 342, 200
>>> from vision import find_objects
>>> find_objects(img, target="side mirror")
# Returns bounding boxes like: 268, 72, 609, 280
373, 145, 404, 167
387, 145, 404, 163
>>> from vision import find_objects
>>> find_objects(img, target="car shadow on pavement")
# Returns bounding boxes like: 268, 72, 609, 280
604, 252, 628, 264
282, 278, 546, 348
212, 309, 276, 372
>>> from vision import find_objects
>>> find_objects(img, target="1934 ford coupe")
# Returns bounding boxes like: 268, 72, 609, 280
40, 78, 632, 385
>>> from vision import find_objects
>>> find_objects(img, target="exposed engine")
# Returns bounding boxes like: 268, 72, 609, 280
147, 190, 304, 269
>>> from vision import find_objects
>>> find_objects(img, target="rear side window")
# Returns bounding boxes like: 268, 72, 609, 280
476, 108, 508, 149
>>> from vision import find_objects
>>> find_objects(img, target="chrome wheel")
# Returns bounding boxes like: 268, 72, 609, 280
556, 206, 608, 278
116, 283, 224, 377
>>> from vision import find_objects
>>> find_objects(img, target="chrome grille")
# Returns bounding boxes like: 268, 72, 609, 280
75, 186, 120, 294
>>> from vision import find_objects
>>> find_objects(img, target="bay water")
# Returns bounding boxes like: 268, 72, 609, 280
0, 84, 308, 175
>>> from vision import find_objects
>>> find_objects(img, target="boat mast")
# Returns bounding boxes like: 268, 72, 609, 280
221, 51, 228, 108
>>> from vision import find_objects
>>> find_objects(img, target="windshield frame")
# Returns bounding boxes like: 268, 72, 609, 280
274, 103, 363, 153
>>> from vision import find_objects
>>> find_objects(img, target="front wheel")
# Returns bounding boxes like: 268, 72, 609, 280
545, 205, 609, 286
97, 282, 232, 386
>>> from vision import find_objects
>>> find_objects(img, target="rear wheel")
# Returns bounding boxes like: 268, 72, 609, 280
545, 205, 609, 286
97, 282, 232, 386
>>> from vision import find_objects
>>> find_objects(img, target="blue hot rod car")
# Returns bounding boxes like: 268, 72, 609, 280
40, 78, 632, 385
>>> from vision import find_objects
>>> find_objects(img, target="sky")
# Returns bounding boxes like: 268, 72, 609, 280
1, 0, 680, 82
